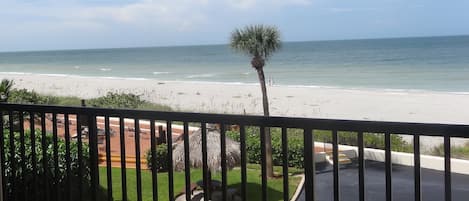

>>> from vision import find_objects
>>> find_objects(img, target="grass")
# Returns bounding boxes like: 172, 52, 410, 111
8, 89, 173, 111
53, 96, 172, 111
54, 96, 83, 106
245, 163, 304, 175
431, 142, 469, 160
312, 129, 414, 153
99, 166, 301, 201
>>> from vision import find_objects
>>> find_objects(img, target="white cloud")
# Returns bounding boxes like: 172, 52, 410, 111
0, 0, 314, 50
327, 7, 378, 13
227, 0, 312, 9
1, 0, 313, 31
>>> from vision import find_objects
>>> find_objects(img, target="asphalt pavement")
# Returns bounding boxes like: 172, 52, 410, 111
297, 160, 469, 201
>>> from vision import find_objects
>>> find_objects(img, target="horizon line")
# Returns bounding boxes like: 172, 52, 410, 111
2, 34, 468, 54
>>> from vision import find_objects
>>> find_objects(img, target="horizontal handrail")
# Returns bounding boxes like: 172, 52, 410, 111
1, 103, 468, 137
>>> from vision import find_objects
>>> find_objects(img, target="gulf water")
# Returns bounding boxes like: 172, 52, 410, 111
1, 35, 469, 92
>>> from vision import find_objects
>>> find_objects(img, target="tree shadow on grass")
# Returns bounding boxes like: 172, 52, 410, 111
228, 182, 284, 201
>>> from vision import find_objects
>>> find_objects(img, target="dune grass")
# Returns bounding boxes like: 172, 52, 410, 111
431, 142, 469, 160
8, 89, 172, 111
99, 166, 301, 201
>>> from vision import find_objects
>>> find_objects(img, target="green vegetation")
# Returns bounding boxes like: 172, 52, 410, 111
2, 129, 103, 201
227, 127, 413, 169
145, 143, 169, 172
227, 127, 305, 168
7, 88, 171, 111
2, 128, 300, 201
2, 79, 171, 111
8, 88, 70, 105
313, 130, 414, 153
87, 92, 171, 111
99, 166, 301, 201
431, 142, 469, 160
0, 79, 14, 102
230, 24, 282, 178
246, 163, 303, 175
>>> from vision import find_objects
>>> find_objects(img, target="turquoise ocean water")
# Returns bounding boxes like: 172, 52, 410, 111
1, 35, 469, 92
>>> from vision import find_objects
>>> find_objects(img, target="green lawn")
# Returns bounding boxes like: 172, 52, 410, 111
99, 166, 301, 201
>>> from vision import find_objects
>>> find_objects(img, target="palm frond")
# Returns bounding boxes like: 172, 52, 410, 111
230, 24, 281, 60
0, 79, 14, 102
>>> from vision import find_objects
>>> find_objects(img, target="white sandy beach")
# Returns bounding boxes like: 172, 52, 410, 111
3, 73, 469, 149
3, 73, 469, 124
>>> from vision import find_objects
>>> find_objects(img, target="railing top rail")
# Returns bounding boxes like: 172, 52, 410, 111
1, 103, 469, 137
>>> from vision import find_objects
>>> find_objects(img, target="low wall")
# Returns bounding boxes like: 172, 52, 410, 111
314, 142, 469, 175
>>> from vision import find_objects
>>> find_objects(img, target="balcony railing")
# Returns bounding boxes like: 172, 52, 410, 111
0, 103, 468, 201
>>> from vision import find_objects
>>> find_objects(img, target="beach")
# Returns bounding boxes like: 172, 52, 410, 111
3, 73, 469, 150
4, 73, 469, 124
8, 72, 469, 150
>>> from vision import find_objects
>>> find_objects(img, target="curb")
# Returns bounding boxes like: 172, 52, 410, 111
290, 174, 305, 201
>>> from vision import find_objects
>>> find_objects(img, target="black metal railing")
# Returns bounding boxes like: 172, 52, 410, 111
0, 103, 468, 201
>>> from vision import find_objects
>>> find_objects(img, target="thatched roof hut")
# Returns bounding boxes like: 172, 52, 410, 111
173, 125, 241, 172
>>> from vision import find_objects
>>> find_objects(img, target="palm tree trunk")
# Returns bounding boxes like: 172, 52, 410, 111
256, 68, 274, 178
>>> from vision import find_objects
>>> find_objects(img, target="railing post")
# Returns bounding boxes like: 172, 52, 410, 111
385, 133, 392, 201
0, 128, 2, 201
183, 122, 191, 201
304, 128, 315, 201
260, 126, 268, 201
0, 111, 4, 201
358, 132, 365, 201
444, 135, 452, 201
0, 167, 2, 201
88, 115, 99, 201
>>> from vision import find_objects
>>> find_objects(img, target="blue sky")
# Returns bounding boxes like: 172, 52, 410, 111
1, 0, 469, 51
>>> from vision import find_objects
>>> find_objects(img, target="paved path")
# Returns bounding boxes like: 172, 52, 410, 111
297, 161, 469, 201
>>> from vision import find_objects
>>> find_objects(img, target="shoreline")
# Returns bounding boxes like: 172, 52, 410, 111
2, 73, 469, 125
2, 71, 469, 95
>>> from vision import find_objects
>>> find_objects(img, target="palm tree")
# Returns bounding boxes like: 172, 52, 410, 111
0, 79, 14, 130
0, 79, 14, 102
230, 25, 281, 177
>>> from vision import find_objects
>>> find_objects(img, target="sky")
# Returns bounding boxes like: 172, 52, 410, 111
1, 0, 469, 52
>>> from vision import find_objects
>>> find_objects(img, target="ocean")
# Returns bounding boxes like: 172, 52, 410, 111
1, 35, 469, 92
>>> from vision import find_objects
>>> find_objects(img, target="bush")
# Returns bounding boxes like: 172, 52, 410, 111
146, 143, 169, 172
0, 79, 14, 102
88, 92, 172, 111
227, 127, 305, 168
314, 130, 413, 152
8, 89, 58, 105
88, 92, 144, 109
431, 142, 469, 160
1, 129, 107, 201
8, 89, 172, 111
227, 127, 413, 169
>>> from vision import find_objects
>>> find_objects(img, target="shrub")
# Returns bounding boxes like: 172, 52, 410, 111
227, 127, 305, 168
1, 129, 107, 201
431, 142, 469, 160
8, 89, 58, 105
88, 92, 172, 111
8, 89, 172, 111
146, 143, 169, 172
88, 92, 144, 109
227, 127, 413, 169
314, 130, 413, 153
271, 129, 305, 168
0, 79, 14, 102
